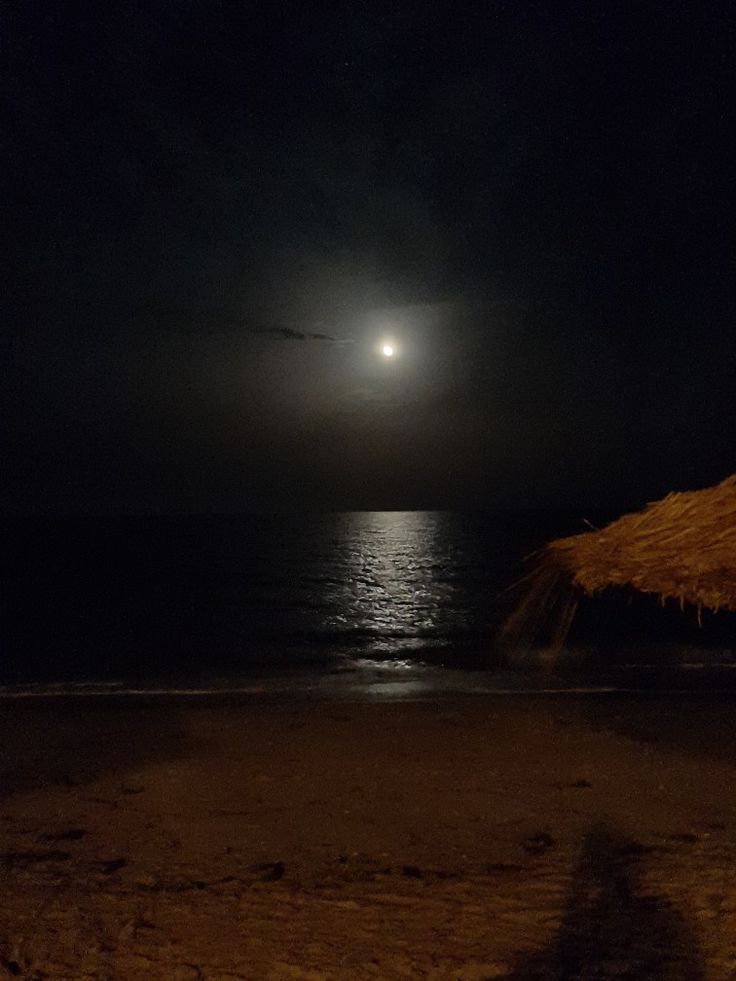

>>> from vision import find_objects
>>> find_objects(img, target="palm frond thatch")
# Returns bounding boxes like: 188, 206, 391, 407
502, 474, 736, 654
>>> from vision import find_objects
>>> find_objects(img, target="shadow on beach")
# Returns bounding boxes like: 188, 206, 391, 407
0, 698, 196, 799
561, 691, 736, 766
504, 824, 704, 980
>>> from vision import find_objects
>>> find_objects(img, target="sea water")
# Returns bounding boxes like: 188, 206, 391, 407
3, 511, 735, 696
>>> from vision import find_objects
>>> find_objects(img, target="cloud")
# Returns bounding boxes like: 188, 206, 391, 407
250, 325, 353, 344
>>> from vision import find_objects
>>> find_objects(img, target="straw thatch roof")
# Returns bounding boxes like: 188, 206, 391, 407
502, 474, 736, 654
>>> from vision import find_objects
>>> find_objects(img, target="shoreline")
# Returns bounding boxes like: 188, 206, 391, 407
4, 651, 736, 702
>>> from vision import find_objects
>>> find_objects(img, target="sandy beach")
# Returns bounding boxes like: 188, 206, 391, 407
2, 691, 736, 980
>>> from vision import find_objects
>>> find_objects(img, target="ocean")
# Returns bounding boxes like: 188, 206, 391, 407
3, 511, 735, 697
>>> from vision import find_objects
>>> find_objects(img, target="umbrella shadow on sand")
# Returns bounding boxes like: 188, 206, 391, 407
503, 825, 704, 980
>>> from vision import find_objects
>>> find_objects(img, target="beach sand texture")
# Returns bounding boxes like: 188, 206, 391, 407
2, 694, 736, 979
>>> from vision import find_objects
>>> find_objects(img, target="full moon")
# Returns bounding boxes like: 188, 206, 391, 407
382, 344, 395, 358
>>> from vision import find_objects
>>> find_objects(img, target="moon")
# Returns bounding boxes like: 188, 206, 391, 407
381, 344, 395, 358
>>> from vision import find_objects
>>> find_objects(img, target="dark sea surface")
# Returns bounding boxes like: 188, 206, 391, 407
3, 511, 736, 697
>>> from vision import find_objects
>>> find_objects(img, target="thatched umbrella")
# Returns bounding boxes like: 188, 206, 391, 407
502, 474, 736, 655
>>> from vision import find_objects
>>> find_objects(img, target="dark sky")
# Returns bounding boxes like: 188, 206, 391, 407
3, 1, 734, 513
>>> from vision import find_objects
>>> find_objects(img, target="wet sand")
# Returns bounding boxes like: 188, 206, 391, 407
2, 692, 736, 979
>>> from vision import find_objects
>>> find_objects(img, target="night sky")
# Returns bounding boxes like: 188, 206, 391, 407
3, 1, 734, 514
